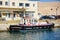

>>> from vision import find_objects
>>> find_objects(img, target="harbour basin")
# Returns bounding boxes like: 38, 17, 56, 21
0, 28, 60, 40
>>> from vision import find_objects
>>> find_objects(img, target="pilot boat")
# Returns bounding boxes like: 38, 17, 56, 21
9, 21, 54, 32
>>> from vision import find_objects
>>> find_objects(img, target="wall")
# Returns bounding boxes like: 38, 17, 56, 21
38, 2, 60, 15
0, 0, 38, 20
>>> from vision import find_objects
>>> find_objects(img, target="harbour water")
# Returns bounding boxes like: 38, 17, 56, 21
0, 28, 60, 40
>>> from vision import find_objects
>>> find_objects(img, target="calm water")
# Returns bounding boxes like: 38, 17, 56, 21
0, 28, 60, 40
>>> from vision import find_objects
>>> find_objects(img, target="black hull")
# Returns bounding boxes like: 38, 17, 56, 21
9, 23, 54, 32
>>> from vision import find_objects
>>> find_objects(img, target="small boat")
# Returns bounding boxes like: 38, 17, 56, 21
9, 22, 54, 32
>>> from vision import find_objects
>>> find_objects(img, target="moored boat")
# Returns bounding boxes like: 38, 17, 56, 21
9, 22, 54, 32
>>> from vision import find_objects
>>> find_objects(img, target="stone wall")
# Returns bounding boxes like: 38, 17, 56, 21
38, 2, 60, 15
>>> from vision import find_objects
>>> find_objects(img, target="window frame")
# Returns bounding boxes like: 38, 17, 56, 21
25, 3, 30, 7
5, 1, 8, 6
0, 1, 2, 5
33, 4, 35, 7
12, 2, 15, 6
19, 3, 23, 6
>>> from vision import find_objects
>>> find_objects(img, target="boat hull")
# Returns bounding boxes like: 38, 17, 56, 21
9, 23, 54, 32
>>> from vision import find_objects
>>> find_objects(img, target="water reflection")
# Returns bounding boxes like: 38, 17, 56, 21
0, 28, 60, 40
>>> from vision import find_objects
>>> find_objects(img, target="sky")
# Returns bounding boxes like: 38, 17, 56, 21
29, 0, 60, 2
